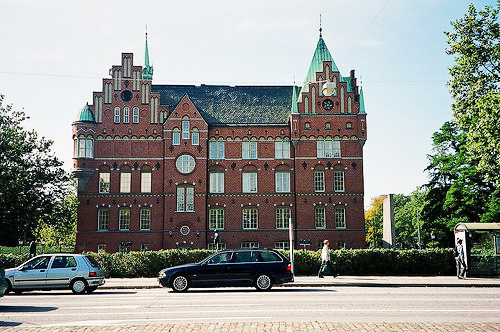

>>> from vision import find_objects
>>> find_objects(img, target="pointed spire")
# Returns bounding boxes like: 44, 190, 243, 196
359, 86, 366, 114
142, 28, 154, 80
319, 14, 322, 38
291, 85, 298, 114
298, 29, 339, 100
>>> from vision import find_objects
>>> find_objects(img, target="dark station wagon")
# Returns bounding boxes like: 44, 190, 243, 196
158, 249, 294, 292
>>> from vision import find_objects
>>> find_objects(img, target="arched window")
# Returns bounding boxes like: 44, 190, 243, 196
191, 128, 199, 145
182, 116, 190, 139
172, 128, 180, 145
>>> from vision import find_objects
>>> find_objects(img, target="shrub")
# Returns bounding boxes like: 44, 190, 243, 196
0, 248, 456, 277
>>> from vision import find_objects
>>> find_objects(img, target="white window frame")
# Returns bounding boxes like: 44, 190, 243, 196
317, 139, 341, 158
275, 140, 290, 159
209, 172, 224, 193
275, 171, 290, 193
120, 172, 131, 193
191, 130, 199, 145
335, 207, 346, 229
242, 208, 258, 229
119, 208, 130, 231
314, 170, 325, 192
276, 207, 290, 229
209, 208, 224, 230
140, 208, 151, 230
241, 242, 259, 248
99, 172, 110, 193
97, 209, 109, 231
114, 107, 120, 123
133, 107, 139, 123
334, 171, 345, 192
173, 129, 180, 146
176, 154, 195, 174
177, 186, 194, 212
75, 136, 94, 158
141, 172, 152, 193
123, 107, 129, 124
209, 141, 224, 159
242, 172, 257, 193
274, 241, 290, 250
182, 119, 190, 139
242, 141, 257, 159
315, 206, 326, 229
208, 242, 226, 250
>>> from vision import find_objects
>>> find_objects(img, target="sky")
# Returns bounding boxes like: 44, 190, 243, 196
0, 0, 495, 209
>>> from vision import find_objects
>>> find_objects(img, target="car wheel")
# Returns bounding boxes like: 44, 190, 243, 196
5, 280, 12, 295
255, 274, 273, 291
70, 279, 88, 294
87, 286, 98, 294
171, 274, 190, 292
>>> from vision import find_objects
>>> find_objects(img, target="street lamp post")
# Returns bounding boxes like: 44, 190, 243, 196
289, 218, 294, 274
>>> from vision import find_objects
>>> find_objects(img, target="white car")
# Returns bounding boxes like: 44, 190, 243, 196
5, 254, 105, 295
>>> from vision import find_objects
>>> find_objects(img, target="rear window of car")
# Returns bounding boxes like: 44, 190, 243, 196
253, 251, 282, 262
85, 255, 101, 268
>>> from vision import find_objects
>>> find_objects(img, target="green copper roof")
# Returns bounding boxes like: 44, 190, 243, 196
359, 87, 365, 113
304, 37, 338, 83
142, 33, 153, 80
291, 85, 298, 114
76, 103, 95, 122
299, 36, 342, 99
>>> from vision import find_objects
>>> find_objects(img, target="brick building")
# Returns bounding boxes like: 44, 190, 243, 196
72, 31, 367, 253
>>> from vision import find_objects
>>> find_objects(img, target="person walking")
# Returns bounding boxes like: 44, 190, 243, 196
318, 239, 336, 278
29, 240, 37, 258
455, 238, 467, 279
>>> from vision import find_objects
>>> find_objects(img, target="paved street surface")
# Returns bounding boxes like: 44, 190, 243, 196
1, 279, 500, 332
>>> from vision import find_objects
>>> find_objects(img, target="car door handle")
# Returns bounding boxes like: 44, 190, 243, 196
71, 268, 76, 271
40, 270, 45, 272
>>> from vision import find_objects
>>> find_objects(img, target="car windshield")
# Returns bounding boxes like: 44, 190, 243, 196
85, 255, 101, 268
21, 256, 51, 270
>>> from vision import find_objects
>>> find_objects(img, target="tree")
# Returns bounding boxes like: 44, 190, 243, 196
422, 121, 497, 246
393, 188, 428, 249
445, 3, 500, 186
365, 195, 385, 248
0, 94, 73, 245
35, 186, 78, 248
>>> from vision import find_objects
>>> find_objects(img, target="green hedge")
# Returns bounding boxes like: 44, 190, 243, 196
0, 248, 456, 277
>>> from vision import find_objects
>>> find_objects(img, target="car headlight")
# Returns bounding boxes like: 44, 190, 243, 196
158, 271, 166, 278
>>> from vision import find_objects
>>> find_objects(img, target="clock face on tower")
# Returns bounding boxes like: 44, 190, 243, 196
322, 99, 333, 111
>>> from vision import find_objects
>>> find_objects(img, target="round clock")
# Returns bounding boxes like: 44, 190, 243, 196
322, 99, 334, 111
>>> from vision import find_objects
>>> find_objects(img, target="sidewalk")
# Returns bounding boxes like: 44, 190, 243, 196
101, 275, 500, 289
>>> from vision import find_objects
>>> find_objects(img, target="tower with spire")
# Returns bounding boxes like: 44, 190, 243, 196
142, 31, 153, 80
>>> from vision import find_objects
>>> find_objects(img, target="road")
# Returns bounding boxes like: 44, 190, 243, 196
1, 286, 500, 329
